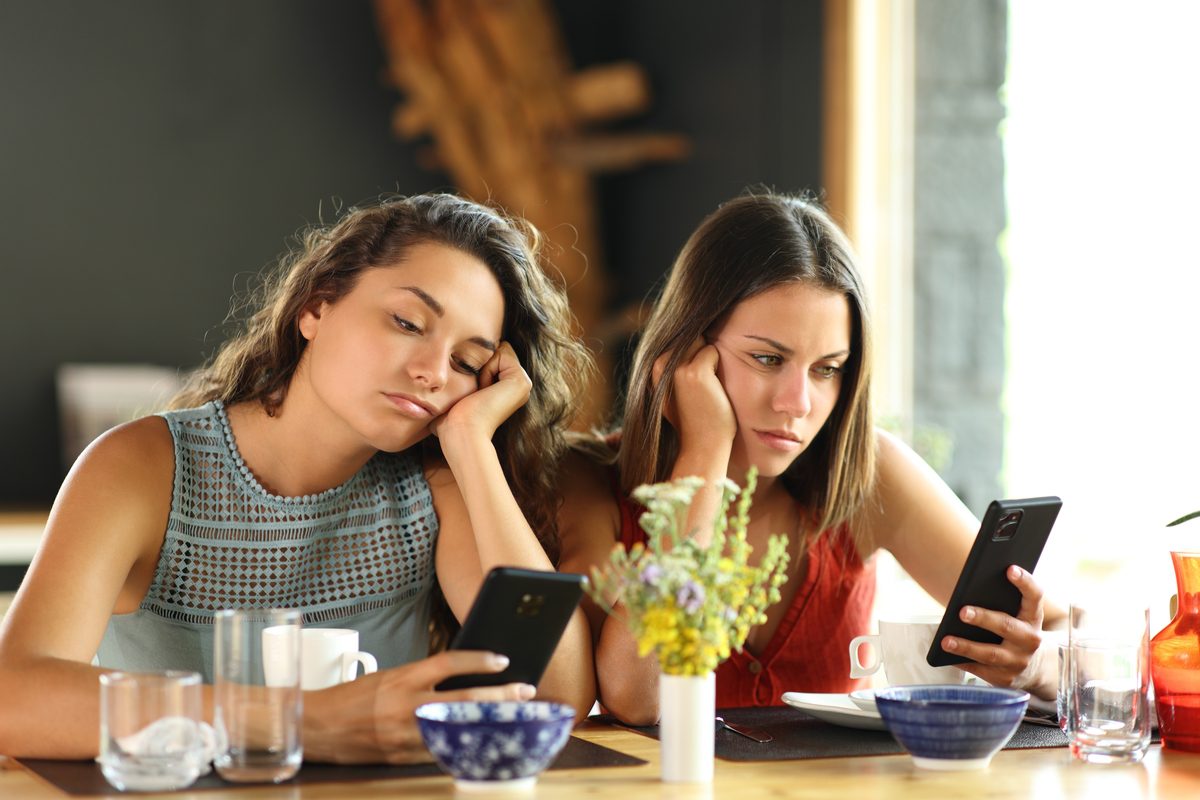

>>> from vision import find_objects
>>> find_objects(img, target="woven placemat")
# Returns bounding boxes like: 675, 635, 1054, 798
595, 705, 1073, 762
20, 735, 645, 796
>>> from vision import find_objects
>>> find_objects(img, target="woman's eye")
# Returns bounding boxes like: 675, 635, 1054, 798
751, 353, 783, 367
814, 364, 843, 379
453, 358, 483, 377
391, 314, 421, 334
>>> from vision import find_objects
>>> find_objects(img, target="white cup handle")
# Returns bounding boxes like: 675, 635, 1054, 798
848, 634, 881, 679
341, 651, 378, 682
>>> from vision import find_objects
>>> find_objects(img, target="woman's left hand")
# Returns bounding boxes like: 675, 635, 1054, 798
940, 565, 1055, 698
431, 342, 531, 448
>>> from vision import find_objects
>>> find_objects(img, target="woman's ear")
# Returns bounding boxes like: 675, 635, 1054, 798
297, 300, 327, 342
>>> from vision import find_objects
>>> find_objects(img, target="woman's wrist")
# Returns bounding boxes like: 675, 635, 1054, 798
672, 441, 732, 482
436, 424, 496, 467
300, 688, 336, 762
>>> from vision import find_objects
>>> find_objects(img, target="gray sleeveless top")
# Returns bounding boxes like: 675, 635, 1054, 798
97, 400, 438, 681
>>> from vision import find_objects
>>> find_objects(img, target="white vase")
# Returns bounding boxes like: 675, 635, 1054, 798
658, 671, 715, 783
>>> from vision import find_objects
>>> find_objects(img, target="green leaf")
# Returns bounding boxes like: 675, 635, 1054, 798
1167, 510, 1200, 527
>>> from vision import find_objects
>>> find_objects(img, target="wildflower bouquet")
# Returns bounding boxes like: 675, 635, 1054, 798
585, 468, 790, 676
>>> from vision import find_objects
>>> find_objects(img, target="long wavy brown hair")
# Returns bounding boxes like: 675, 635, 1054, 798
172, 193, 592, 560
618, 191, 876, 542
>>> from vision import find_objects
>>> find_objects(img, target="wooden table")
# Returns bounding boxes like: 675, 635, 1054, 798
3, 720, 1199, 799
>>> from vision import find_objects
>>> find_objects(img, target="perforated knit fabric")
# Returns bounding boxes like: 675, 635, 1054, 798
97, 401, 438, 680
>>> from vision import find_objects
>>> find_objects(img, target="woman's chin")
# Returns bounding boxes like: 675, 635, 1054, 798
728, 449, 795, 482
367, 424, 431, 455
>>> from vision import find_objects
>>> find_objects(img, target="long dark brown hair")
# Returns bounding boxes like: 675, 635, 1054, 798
172, 193, 592, 558
618, 191, 876, 539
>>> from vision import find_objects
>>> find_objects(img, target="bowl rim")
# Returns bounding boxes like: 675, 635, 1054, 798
414, 699, 577, 722
874, 684, 1031, 708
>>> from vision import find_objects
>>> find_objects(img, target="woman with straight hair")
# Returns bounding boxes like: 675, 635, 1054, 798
558, 191, 1063, 723
0, 193, 596, 761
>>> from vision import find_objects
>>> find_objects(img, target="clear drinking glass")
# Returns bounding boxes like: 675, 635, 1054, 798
1067, 602, 1152, 764
98, 670, 205, 791
213, 608, 303, 783
1056, 642, 1069, 730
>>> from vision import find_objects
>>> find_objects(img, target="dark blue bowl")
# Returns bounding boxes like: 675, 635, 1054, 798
874, 685, 1030, 770
415, 701, 574, 788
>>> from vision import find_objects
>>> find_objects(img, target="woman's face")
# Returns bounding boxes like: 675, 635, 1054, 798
709, 282, 852, 480
297, 241, 505, 453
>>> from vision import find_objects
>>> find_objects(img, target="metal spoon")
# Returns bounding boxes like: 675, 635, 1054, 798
715, 716, 774, 743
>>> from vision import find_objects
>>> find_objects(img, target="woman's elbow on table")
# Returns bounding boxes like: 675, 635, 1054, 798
600, 679, 660, 727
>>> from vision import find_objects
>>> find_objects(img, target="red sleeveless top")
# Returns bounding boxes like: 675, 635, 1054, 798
615, 489, 876, 707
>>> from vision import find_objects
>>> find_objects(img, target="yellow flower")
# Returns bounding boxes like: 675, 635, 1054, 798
637, 601, 680, 658
583, 468, 791, 676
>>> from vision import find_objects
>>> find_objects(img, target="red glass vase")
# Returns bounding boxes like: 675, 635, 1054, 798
1150, 551, 1200, 751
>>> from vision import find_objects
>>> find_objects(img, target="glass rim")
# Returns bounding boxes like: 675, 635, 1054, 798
213, 608, 302, 621
99, 669, 202, 686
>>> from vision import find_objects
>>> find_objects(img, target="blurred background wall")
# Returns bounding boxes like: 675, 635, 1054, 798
0, 0, 824, 504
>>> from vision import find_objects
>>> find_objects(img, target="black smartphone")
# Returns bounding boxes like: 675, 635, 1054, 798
925, 496, 1062, 667
434, 566, 586, 691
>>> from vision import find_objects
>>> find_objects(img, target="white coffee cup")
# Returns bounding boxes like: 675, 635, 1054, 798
264, 627, 378, 691
848, 616, 969, 686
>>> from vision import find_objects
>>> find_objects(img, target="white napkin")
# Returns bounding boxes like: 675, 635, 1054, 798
99, 717, 219, 775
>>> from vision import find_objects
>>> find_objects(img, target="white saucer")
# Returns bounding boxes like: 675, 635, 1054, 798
780, 692, 888, 731
848, 689, 878, 713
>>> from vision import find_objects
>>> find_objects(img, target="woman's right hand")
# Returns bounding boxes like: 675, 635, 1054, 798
303, 650, 536, 764
652, 338, 737, 452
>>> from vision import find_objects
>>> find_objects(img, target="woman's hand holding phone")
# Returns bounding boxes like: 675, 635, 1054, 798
924, 496, 1062, 700
939, 564, 1053, 694
302, 650, 535, 764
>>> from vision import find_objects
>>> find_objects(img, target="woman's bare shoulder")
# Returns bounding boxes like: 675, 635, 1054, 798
44, 414, 176, 553
856, 426, 977, 554
71, 415, 175, 489
32, 416, 175, 597
556, 449, 622, 570
864, 424, 984, 556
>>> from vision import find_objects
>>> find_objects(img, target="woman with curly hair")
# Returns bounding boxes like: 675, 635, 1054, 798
0, 193, 595, 762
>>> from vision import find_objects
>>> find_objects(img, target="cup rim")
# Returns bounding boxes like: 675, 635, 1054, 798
876, 615, 944, 626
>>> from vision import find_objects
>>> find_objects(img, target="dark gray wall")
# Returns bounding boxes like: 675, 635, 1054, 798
561, 1, 825, 310
0, 0, 824, 504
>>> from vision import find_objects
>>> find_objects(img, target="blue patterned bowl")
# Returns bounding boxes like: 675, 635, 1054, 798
415, 701, 575, 789
874, 685, 1029, 770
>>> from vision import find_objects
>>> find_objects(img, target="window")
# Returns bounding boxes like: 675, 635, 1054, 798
1005, 1, 1200, 627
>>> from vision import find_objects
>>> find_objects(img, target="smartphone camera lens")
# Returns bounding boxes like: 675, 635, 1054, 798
993, 509, 1023, 541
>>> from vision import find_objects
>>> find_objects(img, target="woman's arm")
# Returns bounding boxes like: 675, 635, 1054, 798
428, 344, 595, 720
551, 343, 739, 724
0, 417, 173, 757
861, 429, 1061, 699
556, 452, 661, 725
654, 341, 737, 544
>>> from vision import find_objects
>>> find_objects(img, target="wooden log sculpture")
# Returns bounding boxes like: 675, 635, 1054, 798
373, 0, 689, 427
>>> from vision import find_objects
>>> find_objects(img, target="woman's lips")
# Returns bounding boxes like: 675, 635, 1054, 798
385, 392, 436, 419
754, 429, 803, 452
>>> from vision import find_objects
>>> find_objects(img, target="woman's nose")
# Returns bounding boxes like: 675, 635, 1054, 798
774, 370, 812, 418
408, 349, 448, 391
